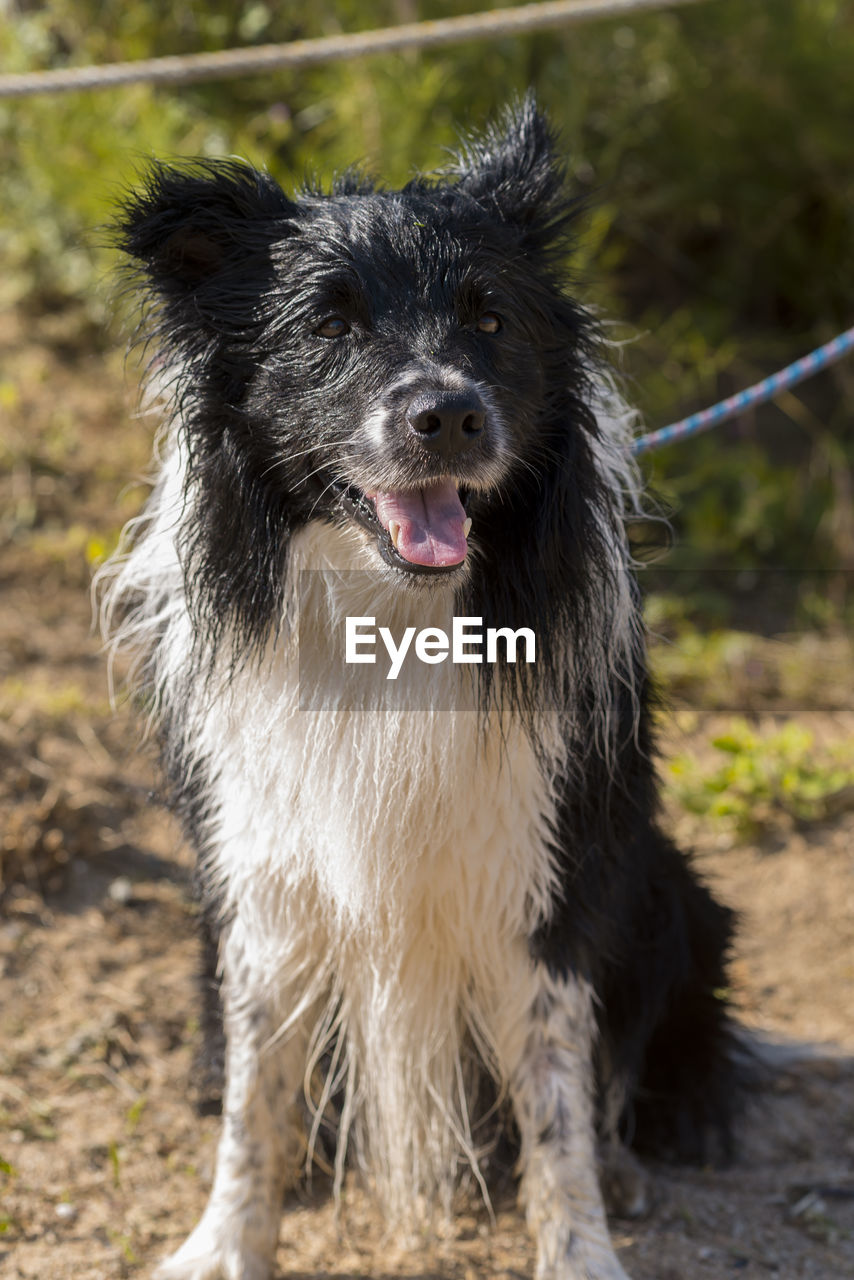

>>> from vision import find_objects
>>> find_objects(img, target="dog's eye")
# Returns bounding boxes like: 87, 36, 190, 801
477, 312, 502, 334
315, 316, 350, 339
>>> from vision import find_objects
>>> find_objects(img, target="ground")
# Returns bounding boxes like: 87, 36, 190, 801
1, 308, 853, 1279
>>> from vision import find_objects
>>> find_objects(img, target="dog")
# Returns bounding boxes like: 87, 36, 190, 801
102, 98, 739, 1280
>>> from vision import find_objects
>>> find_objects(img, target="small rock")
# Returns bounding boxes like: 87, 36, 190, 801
55, 1202, 78, 1222
789, 1190, 827, 1220
107, 876, 134, 905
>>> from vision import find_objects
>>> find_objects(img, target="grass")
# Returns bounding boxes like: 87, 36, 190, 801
647, 611, 854, 713
0, 676, 111, 725
665, 717, 854, 837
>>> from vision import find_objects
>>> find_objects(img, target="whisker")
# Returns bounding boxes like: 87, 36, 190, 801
306, 474, 350, 522
256, 444, 362, 487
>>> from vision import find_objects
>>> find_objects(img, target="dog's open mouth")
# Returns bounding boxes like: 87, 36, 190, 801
330, 477, 471, 574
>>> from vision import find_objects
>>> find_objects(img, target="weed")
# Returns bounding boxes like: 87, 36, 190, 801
108, 1229, 139, 1264
125, 1096, 147, 1135
667, 718, 854, 836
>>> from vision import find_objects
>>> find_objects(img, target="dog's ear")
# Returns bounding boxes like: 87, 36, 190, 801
450, 96, 576, 249
114, 160, 297, 312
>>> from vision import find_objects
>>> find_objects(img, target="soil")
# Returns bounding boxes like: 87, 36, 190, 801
1, 308, 853, 1280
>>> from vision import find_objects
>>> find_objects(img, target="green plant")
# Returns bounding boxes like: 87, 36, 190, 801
667, 718, 854, 836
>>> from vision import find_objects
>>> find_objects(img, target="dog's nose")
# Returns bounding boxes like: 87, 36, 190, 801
406, 390, 486, 458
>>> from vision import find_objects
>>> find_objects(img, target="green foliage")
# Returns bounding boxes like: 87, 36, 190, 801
107, 1229, 139, 1264
3, 0, 853, 607
4, 1, 853, 320
0, 1157, 16, 1238
667, 717, 854, 836
125, 1095, 148, 1135
647, 620, 854, 715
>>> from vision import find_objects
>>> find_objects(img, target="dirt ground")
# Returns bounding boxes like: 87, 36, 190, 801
1, 308, 853, 1280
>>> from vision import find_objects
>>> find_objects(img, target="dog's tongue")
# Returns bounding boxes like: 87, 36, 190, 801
371, 480, 468, 567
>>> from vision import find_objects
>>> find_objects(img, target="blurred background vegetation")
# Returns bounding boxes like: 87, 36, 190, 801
1, 0, 853, 627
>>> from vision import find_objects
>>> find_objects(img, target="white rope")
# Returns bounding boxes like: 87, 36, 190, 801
0, 0, 707, 100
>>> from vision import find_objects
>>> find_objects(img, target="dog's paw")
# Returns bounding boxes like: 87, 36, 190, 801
535, 1218, 635, 1280
536, 1259, 631, 1280
154, 1224, 273, 1280
534, 1229, 631, 1280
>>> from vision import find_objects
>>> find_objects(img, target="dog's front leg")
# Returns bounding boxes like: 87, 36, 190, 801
156, 919, 307, 1280
491, 954, 630, 1280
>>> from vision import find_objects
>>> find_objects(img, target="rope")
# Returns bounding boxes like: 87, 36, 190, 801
632, 326, 854, 456
0, 0, 706, 99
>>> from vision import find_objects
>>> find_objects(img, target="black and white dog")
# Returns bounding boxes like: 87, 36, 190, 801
103, 99, 738, 1280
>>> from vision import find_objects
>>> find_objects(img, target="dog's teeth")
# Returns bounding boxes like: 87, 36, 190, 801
389, 520, 401, 550
462, 517, 472, 539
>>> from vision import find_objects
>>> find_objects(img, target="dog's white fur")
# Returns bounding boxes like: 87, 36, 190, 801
100, 387, 641, 1280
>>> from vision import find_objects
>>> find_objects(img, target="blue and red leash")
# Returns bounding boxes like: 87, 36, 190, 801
631, 325, 854, 456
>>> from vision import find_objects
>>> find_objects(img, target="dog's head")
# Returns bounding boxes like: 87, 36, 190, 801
117, 99, 627, 659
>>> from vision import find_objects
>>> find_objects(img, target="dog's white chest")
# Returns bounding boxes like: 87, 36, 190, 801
197, 520, 561, 956
206, 661, 559, 957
